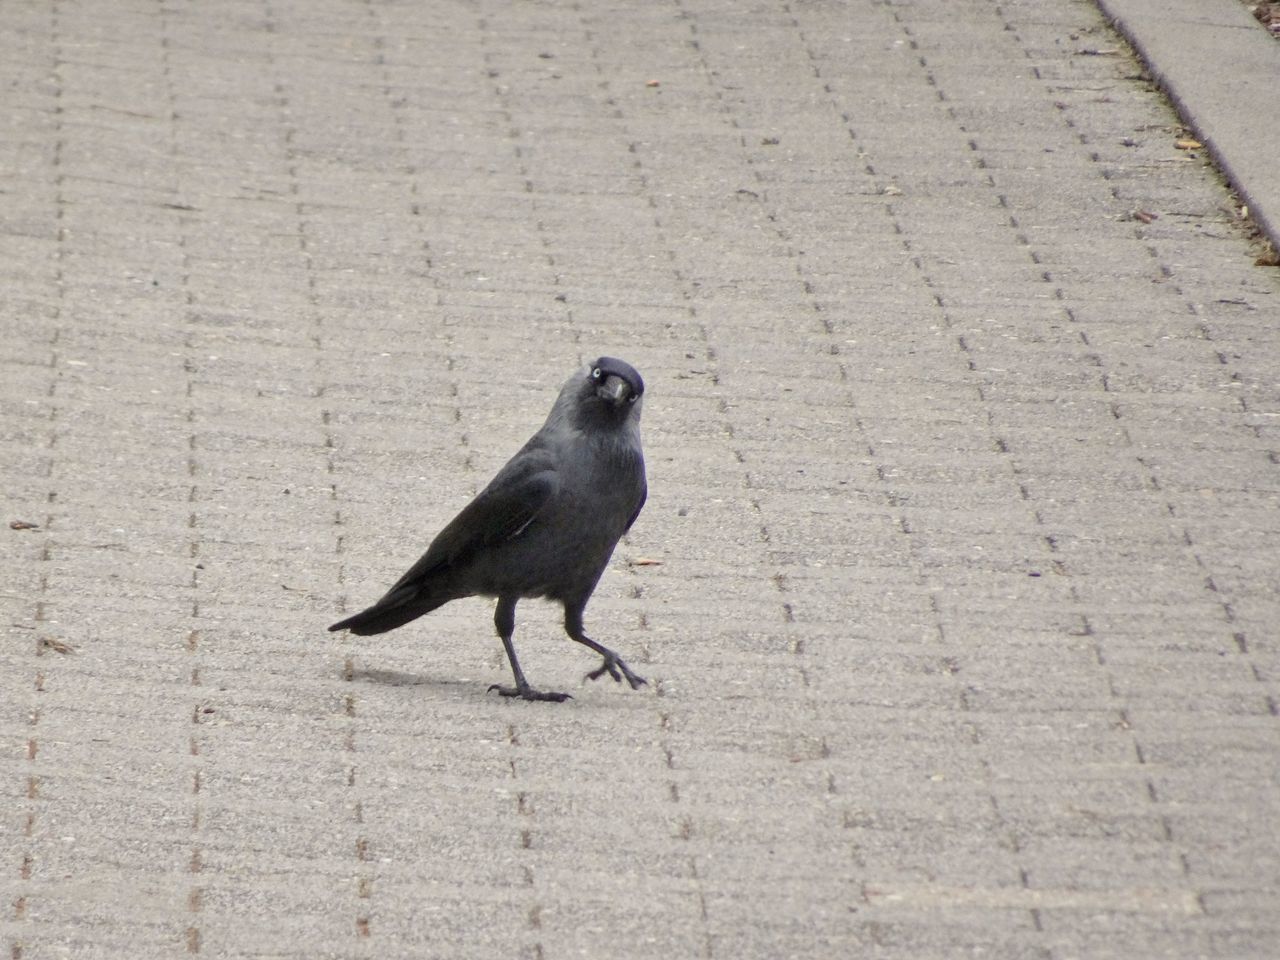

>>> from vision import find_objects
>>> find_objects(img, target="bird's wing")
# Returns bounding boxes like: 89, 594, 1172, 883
624, 476, 647, 533
380, 447, 560, 601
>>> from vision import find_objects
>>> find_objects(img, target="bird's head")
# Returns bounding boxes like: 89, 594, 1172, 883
589, 357, 644, 407
566, 356, 645, 429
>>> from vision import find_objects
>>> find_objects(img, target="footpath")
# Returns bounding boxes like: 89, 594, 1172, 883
2, 2, 1277, 958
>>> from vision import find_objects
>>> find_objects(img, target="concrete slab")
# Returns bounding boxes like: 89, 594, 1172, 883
1097, 0, 1280, 249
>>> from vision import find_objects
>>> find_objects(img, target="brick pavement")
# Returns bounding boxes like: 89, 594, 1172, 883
2, 1, 1278, 958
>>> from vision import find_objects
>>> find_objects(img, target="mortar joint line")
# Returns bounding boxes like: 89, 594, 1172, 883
11, 5, 70, 955
478, 10, 577, 313
500, 714, 544, 957
153, 2, 208, 951
576, 9, 714, 953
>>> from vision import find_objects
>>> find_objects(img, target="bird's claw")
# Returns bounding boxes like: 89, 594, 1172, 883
585, 655, 647, 690
488, 683, 572, 703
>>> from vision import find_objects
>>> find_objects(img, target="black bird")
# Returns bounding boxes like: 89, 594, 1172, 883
330, 357, 648, 702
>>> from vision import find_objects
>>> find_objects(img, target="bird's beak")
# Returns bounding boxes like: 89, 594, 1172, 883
596, 374, 631, 406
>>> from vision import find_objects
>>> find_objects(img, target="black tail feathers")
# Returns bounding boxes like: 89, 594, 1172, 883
328, 595, 447, 636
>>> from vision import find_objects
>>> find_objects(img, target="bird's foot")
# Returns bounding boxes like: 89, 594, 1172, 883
488, 682, 572, 703
585, 654, 647, 690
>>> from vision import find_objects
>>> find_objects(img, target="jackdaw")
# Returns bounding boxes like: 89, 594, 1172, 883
329, 356, 648, 702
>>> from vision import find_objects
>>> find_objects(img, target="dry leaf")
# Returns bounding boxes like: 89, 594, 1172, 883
1134, 210, 1158, 224
645, 79, 661, 87
1175, 138, 1202, 150
630, 557, 664, 567
9, 519, 39, 530
40, 637, 76, 655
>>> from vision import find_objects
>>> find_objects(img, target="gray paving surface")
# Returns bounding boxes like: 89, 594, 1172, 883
2, 1, 1278, 958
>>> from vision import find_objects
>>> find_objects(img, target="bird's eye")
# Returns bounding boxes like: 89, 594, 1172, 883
591, 367, 602, 379
628, 394, 637, 404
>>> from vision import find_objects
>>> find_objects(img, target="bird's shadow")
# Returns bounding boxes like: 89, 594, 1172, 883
345, 667, 468, 689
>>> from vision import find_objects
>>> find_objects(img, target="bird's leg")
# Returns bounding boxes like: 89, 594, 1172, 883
488, 596, 571, 703
564, 605, 647, 690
